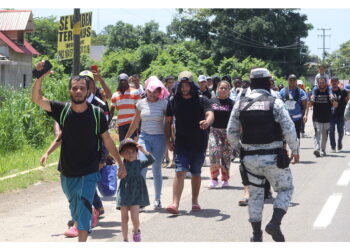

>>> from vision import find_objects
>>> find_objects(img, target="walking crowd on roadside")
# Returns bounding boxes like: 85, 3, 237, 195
32, 61, 350, 242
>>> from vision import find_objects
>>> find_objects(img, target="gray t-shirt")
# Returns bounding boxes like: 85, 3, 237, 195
136, 98, 168, 135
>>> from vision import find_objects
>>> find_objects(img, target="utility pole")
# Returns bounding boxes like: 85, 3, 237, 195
72, 8, 81, 75
317, 28, 331, 63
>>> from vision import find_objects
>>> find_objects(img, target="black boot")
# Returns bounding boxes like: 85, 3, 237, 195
265, 208, 286, 242
250, 221, 263, 242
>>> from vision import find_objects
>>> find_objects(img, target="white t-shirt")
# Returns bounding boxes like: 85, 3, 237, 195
136, 98, 168, 135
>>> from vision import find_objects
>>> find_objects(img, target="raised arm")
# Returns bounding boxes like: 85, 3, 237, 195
31, 62, 52, 112
94, 71, 112, 99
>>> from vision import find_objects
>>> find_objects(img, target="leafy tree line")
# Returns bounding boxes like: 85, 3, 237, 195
25, 9, 316, 81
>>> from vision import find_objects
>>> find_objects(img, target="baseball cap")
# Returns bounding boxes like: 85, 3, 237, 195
198, 75, 207, 82
178, 71, 193, 82
250, 68, 271, 79
79, 70, 94, 80
345, 83, 350, 92
297, 80, 304, 85
118, 73, 129, 81
119, 138, 138, 153
288, 74, 297, 80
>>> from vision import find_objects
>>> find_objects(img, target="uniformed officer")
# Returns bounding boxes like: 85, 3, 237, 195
227, 68, 300, 242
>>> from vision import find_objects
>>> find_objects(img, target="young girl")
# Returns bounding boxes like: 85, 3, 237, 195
117, 138, 155, 242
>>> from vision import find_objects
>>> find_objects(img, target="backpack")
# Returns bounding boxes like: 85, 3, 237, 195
59, 102, 102, 151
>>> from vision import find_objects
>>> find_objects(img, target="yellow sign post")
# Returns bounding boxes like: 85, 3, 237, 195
57, 12, 92, 60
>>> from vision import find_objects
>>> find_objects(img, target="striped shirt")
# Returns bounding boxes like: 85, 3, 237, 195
136, 98, 168, 135
111, 88, 140, 126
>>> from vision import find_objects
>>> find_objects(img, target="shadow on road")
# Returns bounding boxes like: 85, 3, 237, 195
90, 228, 121, 240
98, 221, 121, 228
324, 154, 345, 158
205, 186, 243, 191
185, 208, 231, 221
298, 161, 317, 164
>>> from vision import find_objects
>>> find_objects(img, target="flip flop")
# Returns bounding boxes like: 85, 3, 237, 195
191, 204, 201, 211
166, 205, 179, 214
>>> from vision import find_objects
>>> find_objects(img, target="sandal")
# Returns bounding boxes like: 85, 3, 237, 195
166, 205, 179, 214
238, 199, 249, 206
191, 204, 201, 211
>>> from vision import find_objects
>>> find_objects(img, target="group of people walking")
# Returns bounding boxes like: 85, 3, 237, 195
32, 60, 350, 242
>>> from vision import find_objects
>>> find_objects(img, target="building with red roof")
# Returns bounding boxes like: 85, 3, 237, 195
0, 10, 40, 88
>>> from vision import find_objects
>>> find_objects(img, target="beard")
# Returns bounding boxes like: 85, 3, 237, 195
70, 93, 87, 104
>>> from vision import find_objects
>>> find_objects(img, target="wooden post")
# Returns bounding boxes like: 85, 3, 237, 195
72, 8, 81, 75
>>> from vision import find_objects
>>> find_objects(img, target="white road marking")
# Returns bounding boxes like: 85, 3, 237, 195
0, 162, 57, 181
313, 193, 343, 229
337, 169, 350, 186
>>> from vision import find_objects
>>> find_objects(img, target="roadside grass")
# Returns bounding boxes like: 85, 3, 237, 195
0, 164, 59, 193
0, 136, 60, 178
0, 130, 120, 194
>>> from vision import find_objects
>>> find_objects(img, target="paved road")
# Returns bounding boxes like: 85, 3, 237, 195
1, 113, 350, 242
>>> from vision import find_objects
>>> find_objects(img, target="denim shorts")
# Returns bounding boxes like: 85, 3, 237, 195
174, 145, 206, 176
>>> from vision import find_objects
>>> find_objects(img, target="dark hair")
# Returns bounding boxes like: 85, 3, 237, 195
319, 64, 327, 69
69, 75, 89, 90
132, 74, 140, 78
242, 80, 251, 89
222, 75, 232, 84
212, 76, 221, 93
278, 84, 284, 91
165, 76, 175, 83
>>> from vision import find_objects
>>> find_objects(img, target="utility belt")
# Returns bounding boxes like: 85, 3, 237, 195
240, 147, 290, 170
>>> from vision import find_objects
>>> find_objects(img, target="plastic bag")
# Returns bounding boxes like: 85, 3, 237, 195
97, 165, 118, 197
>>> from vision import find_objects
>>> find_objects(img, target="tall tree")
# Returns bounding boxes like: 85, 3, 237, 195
25, 16, 59, 57
167, 9, 313, 77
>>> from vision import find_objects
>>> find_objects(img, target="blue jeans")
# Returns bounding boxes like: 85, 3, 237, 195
138, 132, 166, 201
329, 115, 344, 149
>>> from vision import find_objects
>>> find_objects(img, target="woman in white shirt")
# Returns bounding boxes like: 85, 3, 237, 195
125, 77, 169, 210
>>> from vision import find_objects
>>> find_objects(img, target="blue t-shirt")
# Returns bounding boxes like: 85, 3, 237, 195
279, 87, 307, 121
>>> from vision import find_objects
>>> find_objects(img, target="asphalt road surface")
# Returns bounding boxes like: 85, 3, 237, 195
1, 113, 350, 242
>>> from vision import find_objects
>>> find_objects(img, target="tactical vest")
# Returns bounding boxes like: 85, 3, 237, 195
239, 94, 282, 144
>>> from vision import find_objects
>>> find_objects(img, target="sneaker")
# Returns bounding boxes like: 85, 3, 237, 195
154, 200, 162, 210
186, 172, 192, 178
331, 148, 336, 153
301, 133, 305, 138
209, 179, 219, 189
132, 230, 141, 242
321, 150, 327, 156
139, 207, 145, 213
64, 226, 78, 237
338, 144, 343, 151
91, 208, 99, 228
313, 150, 321, 157
221, 181, 229, 188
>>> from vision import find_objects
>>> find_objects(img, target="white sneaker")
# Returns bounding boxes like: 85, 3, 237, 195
221, 181, 229, 188
209, 179, 219, 189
